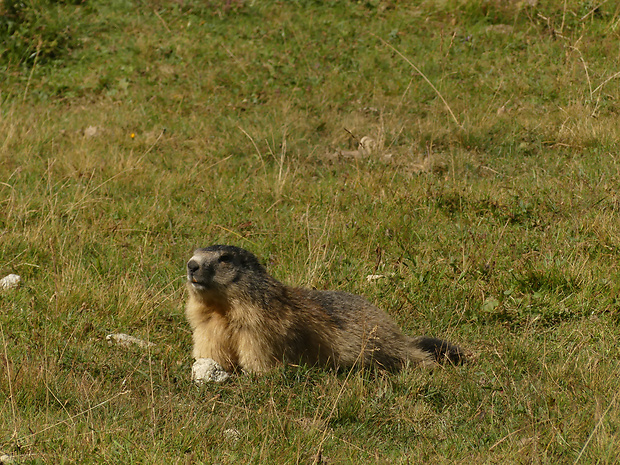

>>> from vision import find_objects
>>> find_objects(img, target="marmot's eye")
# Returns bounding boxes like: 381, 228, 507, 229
218, 254, 233, 264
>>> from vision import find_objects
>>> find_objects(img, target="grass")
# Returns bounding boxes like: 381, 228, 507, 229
1, 0, 620, 462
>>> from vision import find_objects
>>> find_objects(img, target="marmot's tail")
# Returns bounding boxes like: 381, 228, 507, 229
411, 336, 466, 365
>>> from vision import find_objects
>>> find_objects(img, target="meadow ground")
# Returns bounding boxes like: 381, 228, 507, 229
1, 0, 620, 463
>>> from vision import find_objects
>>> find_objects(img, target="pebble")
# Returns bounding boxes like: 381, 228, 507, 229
192, 358, 231, 383
0, 274, 21, 290
106, 333, 155, 349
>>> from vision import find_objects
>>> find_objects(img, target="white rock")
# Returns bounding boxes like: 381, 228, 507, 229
0, 274, 21, 290
359, 136, 376, 155
192, 358, 230, 383
223, 428, 241, 441
366, 272, 395, 282
84, 126, 99, 138
106, 333, 155, 349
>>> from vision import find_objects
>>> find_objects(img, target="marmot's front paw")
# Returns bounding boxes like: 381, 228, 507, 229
192, 358, 231, 384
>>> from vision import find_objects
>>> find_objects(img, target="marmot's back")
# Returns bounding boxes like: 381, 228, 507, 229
303, 289, 419, 369
185, 245, 465, 374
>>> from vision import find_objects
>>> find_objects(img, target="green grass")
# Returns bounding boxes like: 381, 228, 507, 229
1, 0, 620, 462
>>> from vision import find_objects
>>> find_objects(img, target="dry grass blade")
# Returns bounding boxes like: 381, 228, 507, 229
371, 33, 464, 130
573, 392, 619, 464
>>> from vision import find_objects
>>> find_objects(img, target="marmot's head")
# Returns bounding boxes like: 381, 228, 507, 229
187, 245, 267, 298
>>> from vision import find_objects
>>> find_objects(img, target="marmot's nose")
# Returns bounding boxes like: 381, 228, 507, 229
187, 259, 200, 273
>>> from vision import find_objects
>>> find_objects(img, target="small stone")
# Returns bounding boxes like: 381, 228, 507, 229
223, 428, 241, 441
84, 126, 99, 138
0, 274, 21, 290
192, 358, 231, 383
106, 333, 155, 349
366, 272, 395, 282
359, 136, 376, 156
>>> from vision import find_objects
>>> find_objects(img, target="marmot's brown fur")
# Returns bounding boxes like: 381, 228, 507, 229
185, 245, 465, 374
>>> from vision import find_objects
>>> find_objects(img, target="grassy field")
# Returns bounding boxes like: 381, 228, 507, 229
1, 0, 620, 462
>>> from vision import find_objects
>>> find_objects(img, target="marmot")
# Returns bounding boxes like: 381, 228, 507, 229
185, 245, 465, 374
